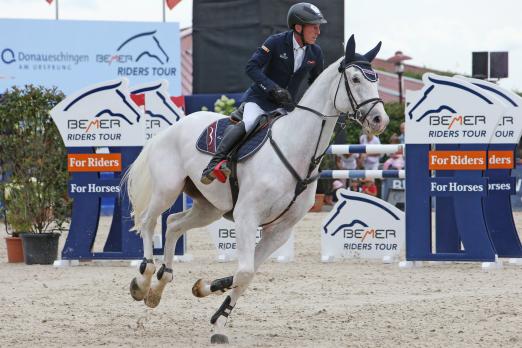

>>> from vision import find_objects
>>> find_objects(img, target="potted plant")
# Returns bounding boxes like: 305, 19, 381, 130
1, 179, 26, 263
0, 85, 70, 265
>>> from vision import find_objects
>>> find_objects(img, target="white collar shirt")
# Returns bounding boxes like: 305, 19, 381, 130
292, 35, 306, 73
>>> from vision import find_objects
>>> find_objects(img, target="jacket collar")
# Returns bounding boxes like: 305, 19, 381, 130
284, 30, 294, 47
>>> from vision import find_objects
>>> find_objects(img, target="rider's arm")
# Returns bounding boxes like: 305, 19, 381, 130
245, 35, 279, 94
308, 46, 325, 85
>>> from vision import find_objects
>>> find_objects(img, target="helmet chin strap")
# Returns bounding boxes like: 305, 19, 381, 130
294, 27, 307, 46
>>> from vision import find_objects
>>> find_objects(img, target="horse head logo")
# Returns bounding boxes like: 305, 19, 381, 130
131, 80, 184, 125
321, 190, 403, 236
62, 79, 142, 125
407, 74, 494, 123
323, 200, 370, 236
117, 30, 169, 65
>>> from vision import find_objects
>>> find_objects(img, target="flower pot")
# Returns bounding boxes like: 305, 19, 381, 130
20, 233, 60, 265
4, 236, 24, 263
309, 193, 325, 212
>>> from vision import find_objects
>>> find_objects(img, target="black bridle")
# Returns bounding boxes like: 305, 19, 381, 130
293, 60, 383, 129
334, 60, 384, 127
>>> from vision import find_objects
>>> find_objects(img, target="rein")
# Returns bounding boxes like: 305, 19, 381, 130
261, 62, 383, 227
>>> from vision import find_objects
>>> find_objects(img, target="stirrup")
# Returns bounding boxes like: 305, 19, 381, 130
213, 160, 230, 183
200, 160, 230, 184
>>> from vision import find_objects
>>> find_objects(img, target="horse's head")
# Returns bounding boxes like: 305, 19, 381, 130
332, 35, 389, 135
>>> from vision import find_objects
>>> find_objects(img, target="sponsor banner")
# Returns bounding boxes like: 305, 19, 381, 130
68, 179, 121, 196
487, 150, 514, 169
50, 78, 146, 147
429, 177, 488, 196
0, 19, 181, 95
456, 76, 522, 144
429, 151, 486, 170
207, 218, 294, 262
405, 73, 502, 144
428, 150, 513, 170
487, 176, 515, 193
321, 189, 405, 261
68, 153, 122, 172
130, 80, 184, 140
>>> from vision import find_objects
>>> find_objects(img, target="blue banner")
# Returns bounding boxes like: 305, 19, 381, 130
0, 19, 181, 95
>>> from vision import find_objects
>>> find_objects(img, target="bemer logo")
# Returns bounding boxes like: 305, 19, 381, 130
67, 119, 121, 132
429, 115, 486, 128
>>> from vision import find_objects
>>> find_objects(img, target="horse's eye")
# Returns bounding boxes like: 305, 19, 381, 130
352, 76, 361, 84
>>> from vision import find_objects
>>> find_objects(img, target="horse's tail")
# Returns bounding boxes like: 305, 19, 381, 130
121, 136, 158, 233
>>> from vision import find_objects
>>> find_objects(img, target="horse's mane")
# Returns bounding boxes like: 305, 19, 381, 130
299, 57, 344, 103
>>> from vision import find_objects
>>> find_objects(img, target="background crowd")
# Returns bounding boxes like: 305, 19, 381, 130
325, 122, 405, 205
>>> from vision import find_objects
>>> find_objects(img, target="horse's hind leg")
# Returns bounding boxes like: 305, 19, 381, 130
144, 197, 223, 308
130, 191, 179, 302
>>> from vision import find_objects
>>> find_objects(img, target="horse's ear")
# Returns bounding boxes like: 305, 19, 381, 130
345, 34, 356, 63
364, 41, 382, 62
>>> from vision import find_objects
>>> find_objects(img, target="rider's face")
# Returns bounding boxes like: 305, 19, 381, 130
302, 24, 321, 45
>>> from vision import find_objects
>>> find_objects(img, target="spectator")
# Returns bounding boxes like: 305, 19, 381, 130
358, 132, 381, 170
398, 122, 405, 144
329, 153, 359, 203
360, 178, 378, 197
383, 134, 404, 170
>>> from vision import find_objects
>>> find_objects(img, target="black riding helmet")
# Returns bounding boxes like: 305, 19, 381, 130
287, 2, 327, 29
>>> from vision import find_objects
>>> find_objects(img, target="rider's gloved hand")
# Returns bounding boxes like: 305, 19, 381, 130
268, 87, 293, 108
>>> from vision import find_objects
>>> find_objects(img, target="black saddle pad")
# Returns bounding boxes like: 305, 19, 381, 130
196, 110, 286, 161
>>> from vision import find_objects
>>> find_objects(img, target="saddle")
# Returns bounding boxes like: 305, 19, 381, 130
196, 108, 287, 161
196, 108, 287, 221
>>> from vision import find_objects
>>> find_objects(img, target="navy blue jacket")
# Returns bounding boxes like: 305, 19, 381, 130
241, 30, 324, 111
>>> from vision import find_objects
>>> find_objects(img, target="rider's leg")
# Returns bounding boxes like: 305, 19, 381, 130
200, 121, 246, 184
200, 102, 264, 184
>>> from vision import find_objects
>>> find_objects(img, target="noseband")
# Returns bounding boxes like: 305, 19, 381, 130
335, 60, 383, 127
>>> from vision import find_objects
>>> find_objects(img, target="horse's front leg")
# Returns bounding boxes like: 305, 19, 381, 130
193, 219, 296, 299
210, 213, 258, 344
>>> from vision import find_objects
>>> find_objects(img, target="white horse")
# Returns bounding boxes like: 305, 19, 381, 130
123, 35, 389, 344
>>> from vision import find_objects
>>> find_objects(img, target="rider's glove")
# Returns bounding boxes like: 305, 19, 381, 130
268, 87, 293, 108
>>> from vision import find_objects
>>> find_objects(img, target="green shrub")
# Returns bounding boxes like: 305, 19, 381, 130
202, 95, 238, 116
0, 85, 70, 234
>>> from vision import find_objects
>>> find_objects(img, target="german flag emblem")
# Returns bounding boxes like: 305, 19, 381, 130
261, 45, 270, 53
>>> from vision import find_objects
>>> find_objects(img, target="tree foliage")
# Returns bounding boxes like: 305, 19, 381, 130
0, 85, 70, 233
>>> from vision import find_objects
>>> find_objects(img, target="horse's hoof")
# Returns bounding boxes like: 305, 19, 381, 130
144, 288, 161, 308
130, 277, 146, 301
192, 278, 211, 298
210, 334, 229, 344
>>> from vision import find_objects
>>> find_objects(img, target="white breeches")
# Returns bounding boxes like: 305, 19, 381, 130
243, 102, 266, 132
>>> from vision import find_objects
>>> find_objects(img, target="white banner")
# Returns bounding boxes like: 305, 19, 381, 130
207, 218, 294, 262
406, 73, 503, 144
456, 76, 522, 145
51, 78, 147, 147
130, 80, 184, 140
321, 189, 404, 261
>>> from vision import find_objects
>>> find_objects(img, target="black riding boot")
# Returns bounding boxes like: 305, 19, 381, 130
200, 122, 246, 184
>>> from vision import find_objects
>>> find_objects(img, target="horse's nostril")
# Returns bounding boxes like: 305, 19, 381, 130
374, 116, 381, 124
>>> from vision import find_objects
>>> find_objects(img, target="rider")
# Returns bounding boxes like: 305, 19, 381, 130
200, 2, 327, 184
